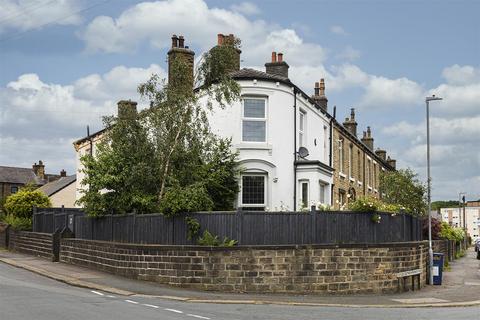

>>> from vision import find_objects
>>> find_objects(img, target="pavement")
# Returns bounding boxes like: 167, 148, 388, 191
2, 262, 479, 320
0, 247, 479, 309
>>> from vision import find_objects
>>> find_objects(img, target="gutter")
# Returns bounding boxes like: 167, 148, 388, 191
330, 106, 336, 206
293, 87, 297, 211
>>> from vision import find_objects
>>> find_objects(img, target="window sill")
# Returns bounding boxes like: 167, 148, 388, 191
357, 181, 363, 186
339, 172, 347, 179
374, 188, 378, 193
236, 143, 272, 150
368, 186, 372, 191
349, 177, 355, 182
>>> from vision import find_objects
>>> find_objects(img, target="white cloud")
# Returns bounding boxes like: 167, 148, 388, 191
230, 2, 260, 15
330, 25, 348, 36
442, 64, 480, 85
359, 76, 424, 108
0, 0, 82, 33
80, 0, 326, 68
336, 46, 361, 61
0, 64, 166, 171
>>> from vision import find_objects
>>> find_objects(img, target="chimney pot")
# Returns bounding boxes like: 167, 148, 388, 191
178, 35, 184, 48
271, 51, 277, 63
171, 34, 178, 48
277, 52, 283, 62
60, 169, 67, 177
217, 33, 224, 45
319, 78, 325, 95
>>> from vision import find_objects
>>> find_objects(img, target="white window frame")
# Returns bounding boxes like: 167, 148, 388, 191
240, 173, 267, 209
339, 138, 344, 174
348, 144, 353, 179
241, 97, 267, 143
323, 126, 328, 162
299, 110, 306, 147
319, 181, 327, 204
299, 179, 310, 209
366, 158, 371, 188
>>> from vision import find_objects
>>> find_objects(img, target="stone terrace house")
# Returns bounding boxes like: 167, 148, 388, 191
331, 106, 396, 209
0, 161, 63, 199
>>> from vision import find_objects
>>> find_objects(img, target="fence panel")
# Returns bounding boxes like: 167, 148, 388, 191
33, 209, 424, 245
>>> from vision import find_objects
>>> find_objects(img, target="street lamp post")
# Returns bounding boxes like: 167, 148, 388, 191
426, 95, 442, 285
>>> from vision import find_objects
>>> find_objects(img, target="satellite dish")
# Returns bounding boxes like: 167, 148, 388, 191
298, 147, 309, 159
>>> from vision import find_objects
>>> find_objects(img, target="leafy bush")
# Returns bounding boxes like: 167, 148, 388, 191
348, 197, 381, 212
159, 183, 214, 217
380, 203, 402, 214
4, 188, 51, 219
197, 230, 237, 247
185, 216, 200, 240
422, 217, 443, 240
439, 222, 465, 243
3, 215, 32, 231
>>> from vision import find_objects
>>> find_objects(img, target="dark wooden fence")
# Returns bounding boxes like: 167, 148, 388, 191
33, 208, 422, 245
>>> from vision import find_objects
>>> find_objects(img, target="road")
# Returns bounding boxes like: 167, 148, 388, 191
0, 262, 479, 320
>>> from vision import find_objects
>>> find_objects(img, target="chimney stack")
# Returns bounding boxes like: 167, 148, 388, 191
265, 51, 289, 79
311, 78, 328, 111
211, 33, 241, 73
361, 126, 374, 150
60, 169, 67, 177
387, 156, 397, 170
32, 160, 45, 180
117, 100, 138, 119
168, 34, 195, 89
343, 108, 358, 136
375, 149, 387, 161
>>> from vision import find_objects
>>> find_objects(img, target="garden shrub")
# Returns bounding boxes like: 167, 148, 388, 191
4, 188, 51, 219
3, 215, 32, 231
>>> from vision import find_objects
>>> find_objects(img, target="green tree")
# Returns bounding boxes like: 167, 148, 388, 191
77, 106, 159, 216
79, 37, 241, 216
4, 188, 51, 219
379, 168, 427, 216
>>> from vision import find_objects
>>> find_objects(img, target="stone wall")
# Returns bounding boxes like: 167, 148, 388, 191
8, 230, 54, 261
60, 239, 427, 294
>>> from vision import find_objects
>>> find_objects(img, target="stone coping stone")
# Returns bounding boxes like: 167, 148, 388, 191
61, 238, 428, 251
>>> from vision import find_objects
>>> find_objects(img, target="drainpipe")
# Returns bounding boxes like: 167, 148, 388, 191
330, 106, 336, 206
293, 87, 297, 211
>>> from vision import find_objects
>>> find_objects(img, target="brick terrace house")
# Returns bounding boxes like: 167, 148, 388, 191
0, 161, 63, 200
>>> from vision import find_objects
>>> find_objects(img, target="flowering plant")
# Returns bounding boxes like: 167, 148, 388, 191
371, 213, 381, 224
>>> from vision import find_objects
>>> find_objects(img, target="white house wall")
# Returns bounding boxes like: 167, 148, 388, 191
206, 79, 332, 211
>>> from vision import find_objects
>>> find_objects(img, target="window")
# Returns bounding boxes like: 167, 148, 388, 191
241, 175, 266, 210
366, 159, 371, 187
319, 182, 326, 204
300, 180, 309, 208
373, 163, 377, 189
242, 98, 266, 142
338, 138, 344, 173
339, 189, 346, 207
299, 110, 306, 147
323, 126, 328, 162
10, 186, 18, 194
357, 151, 362, 182
348, 144, 353, 178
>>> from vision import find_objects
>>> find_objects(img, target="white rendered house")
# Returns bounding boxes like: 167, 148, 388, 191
205, 64, 333, 211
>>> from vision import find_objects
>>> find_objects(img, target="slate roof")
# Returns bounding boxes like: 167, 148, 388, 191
0, 166, 43, 185
231, 68, 291, 84
37, 175, 76, 197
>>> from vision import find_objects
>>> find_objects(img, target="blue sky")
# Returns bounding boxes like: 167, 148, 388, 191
0, 0, 479, 201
